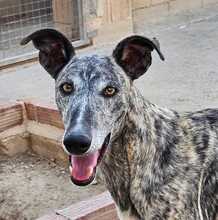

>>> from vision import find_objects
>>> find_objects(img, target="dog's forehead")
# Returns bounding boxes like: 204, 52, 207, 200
60, 55, 120, 82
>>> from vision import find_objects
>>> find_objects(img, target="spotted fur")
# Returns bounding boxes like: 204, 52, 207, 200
21, 29, 218, 220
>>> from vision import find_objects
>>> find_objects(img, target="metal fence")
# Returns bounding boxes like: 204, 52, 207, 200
0, 0, 81, 63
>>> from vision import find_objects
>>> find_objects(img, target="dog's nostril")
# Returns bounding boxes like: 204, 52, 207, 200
63, 134, 92, 155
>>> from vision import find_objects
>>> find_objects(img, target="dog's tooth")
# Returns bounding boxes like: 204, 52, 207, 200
69, 166, 72, 173
90, 177, 98, 185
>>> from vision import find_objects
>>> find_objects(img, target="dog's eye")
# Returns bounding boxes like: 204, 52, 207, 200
60, 83, 74, 95
102, 86, 117, 97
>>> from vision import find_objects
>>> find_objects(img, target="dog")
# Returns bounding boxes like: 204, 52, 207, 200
21, 29, 218, 220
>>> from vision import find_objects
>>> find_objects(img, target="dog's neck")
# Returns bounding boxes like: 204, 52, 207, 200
127, 87, 180, 187
100, 87, 180, 216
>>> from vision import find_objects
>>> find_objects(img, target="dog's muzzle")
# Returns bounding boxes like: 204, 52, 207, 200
67, 133, 111, 186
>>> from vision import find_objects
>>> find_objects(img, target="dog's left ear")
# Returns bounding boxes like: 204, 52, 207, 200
20, 29, 75, 79
113, 35, 165, 80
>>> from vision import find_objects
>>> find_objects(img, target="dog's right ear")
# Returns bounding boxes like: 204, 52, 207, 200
20, 29, 75, 79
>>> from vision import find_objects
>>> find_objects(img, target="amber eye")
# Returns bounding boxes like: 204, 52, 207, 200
60, 83, 74, 95
103, 86, 117, 97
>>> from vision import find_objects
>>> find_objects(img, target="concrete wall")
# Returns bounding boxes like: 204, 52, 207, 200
85, 0, 133, 45
53, 0, 80, 40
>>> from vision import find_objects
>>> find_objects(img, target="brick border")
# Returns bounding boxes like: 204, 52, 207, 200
38, 192, 118, 220
24, 102, 64, 129
0, 102, 23, 132
0, 101, 64, 132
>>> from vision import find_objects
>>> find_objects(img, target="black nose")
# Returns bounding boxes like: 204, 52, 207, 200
63, 133, 92, 155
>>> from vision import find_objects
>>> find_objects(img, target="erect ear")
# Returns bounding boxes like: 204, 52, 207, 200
20, 29, 75, 79
113, 35, 165, 80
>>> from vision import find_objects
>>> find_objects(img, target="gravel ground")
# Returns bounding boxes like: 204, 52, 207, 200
0, 152, 105, 220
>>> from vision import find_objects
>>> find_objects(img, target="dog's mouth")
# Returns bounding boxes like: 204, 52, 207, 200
69, 133, 111, 186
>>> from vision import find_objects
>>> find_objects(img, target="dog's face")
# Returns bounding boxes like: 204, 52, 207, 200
21, 29, 164, 186
55, 55, 130, 185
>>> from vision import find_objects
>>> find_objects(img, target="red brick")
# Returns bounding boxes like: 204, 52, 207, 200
24, 102, 64, 129
24, 102, 36, 121
0, 103, 23, 132
80, 204, 118, 220
56, 191, 118, 220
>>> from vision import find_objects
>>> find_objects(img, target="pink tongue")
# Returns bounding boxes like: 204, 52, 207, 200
70, 152, 99, 181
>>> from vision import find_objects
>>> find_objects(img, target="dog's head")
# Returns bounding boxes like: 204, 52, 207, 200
21, 29, 164, 186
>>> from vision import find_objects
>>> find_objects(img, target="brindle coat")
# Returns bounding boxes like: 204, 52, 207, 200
21, 29, 218, 220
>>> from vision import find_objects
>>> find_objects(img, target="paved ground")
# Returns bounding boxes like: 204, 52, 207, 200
1, 3, 218, 112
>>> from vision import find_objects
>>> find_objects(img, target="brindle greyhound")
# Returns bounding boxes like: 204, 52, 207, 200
21, 29, 218, 220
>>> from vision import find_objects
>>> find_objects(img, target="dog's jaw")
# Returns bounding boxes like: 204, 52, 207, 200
69, 133, 111, 186
70, 152, 99, 186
